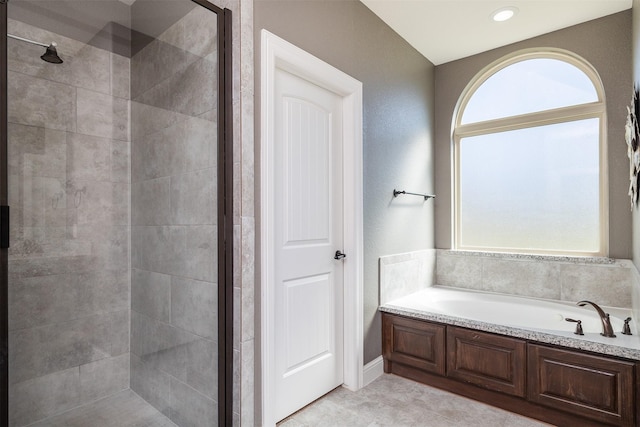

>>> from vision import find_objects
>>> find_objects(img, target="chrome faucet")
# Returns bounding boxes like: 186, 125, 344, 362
577, 300, 616, 338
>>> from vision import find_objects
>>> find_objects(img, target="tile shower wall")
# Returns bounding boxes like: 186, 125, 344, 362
6, 20, 131, 427
130, 6, 219, 426
436, 250, 633, 308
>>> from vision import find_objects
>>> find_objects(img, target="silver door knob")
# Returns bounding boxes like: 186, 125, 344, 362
334, 250, 346, 260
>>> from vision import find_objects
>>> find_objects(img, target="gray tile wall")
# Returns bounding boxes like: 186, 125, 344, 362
632, 267, 640, 334
130, 6, 219, 427
436, 250, 633, 308
379, 250, 436, 304
227, 0, 254, 423
7, 19, 131, 427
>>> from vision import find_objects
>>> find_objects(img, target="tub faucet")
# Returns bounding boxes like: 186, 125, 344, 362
577, 300, 616, 338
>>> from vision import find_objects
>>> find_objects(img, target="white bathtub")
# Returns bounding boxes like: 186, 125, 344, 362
384, 287, 628, 335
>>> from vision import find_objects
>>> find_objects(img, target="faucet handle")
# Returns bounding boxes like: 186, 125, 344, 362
565, 318, 584, 335
623, 317, 632, 335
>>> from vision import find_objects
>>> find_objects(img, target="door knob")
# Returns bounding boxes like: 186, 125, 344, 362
334, 250, 346, 260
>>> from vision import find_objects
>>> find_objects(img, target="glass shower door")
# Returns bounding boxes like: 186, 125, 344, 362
2, 1, 230, 425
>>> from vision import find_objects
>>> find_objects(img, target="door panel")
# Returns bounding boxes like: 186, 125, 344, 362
283, 97, 331, 245
283, 274, 332, 373
274, 68, 344, 422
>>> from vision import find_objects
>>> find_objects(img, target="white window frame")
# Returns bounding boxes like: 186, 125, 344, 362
452, 48, 609, 256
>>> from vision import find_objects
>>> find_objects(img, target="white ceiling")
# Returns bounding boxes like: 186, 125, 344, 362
359, 0, 632, 65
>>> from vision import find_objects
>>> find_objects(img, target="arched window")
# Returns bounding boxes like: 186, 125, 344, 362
453, 50, 607, 256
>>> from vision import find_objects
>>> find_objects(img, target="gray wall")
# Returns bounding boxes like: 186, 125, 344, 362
7, 19, 130, 427
254, 0, 435, 364
130, 6, 219, 426
633, 2, 640, 271
435, 11, 633, 260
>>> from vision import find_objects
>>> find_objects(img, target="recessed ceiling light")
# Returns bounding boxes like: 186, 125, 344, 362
491, 6, 518, 22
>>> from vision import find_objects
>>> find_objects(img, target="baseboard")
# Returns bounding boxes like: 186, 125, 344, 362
363, 356, 384, 387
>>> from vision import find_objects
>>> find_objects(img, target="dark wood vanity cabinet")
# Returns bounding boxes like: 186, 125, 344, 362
447, 326, 526, 397
528, 344, 635, 426
382, 313, 445, 375
382, 313, 639, 427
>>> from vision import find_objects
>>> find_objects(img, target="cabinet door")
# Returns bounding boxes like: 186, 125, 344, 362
382, 313, 446, 375
528, 344, 635, 426
447, 326, 526, 397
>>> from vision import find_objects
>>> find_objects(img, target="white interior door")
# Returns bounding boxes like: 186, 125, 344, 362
261, 30, 364, 427
273, 68, 345, 422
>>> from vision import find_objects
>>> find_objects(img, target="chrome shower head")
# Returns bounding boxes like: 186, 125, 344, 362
40, 42, 63, 64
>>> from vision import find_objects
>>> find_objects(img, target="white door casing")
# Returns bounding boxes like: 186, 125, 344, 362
261, 30, 364, 427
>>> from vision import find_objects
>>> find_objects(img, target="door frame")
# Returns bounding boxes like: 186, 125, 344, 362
260, 30, 363, 426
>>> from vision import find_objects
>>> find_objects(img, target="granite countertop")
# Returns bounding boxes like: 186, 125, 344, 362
380, 288, 640, 361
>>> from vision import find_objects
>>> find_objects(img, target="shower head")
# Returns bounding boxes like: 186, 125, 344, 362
40, 42, 63, 64
7, 34, 63, 64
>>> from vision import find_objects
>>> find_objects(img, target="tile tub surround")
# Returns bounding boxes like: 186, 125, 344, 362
380, 287, 640, 361
379, 249, 436, 305
130, 6, 219, 427
7, 19, 131, 427
633, 267, 640, 337
436, 250, 633, 308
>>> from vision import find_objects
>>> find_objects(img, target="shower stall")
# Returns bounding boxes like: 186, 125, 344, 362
0, 0, 233, 425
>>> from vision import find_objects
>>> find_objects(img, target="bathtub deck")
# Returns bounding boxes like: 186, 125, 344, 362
380, 286, 640, 360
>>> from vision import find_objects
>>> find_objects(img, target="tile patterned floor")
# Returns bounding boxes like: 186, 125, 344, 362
278, 374, 553, 427
27, 390, 177, 427
25, 374, 552, 426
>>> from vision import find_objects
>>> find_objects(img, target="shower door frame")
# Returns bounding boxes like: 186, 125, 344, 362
0, 1, 234, 425
206, 3, 234, 426
199, 2, 234, 425
0, 0, 7, 424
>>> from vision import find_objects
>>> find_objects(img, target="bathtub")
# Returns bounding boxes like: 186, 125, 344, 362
380, 286, 640, 360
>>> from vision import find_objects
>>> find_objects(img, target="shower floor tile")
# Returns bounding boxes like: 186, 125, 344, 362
278, 374, 552, 427
26, 389, 177, 427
